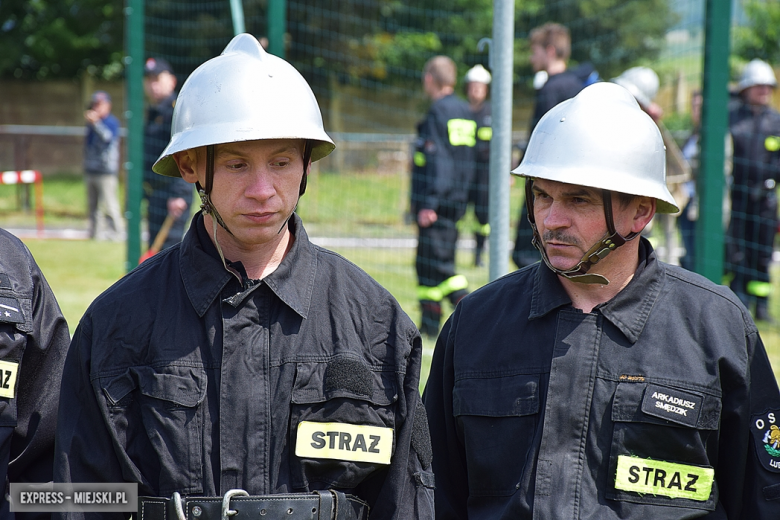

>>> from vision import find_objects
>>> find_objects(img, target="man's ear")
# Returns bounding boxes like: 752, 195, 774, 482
631, 196, 656, 234
173, 149, 199, 184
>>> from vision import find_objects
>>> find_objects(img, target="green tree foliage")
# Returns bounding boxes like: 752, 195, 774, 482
732, 0, 780, 65
0, 0, 124, 80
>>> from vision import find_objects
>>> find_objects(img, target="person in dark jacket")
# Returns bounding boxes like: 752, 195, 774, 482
54, 34, 434, 520
411, 56, 476, 337
726, 59, 780, 322
143, 57, 193, 252
464, 65, 492, 268
424, 83, 780, 519
513, 22, 583, 269
0, 228, 70, 519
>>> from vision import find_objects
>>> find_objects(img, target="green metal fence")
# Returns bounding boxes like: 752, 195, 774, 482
124, 0, 768, 337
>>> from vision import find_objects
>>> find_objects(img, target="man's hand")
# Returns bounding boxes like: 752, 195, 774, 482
167, 197, 188, 218
84, 109, 100, 124
417, 209, 438, 228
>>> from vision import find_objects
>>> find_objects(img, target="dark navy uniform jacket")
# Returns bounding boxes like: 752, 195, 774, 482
411, 94, 476, 221
424, 238, 780, 519
54, 214, 434, 519
0, 229, 70, 519
730, 101, 780, 195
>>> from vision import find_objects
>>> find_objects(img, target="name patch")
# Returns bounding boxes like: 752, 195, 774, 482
641, 384, 702, 427
295, 421, 393, 465
0, 360, 20, 399
615, 455, 714, 501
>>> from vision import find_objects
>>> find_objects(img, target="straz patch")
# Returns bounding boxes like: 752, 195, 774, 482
751, 411, 780, 472
615, 455, 714, 501
0, 360, 20, 399
295, 421, 393, 465
641, 384, 702, 427
0, 297, 24, 324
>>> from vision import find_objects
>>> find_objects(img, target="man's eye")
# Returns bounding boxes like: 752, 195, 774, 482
225, 162, 246, 170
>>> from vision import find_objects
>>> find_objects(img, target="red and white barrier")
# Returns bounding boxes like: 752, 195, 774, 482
0, 170, 44, 236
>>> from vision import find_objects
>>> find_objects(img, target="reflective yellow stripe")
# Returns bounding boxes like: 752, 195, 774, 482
614, 455, 714, 502
414, 151, 426, 167
722, 272, 735, 286
295, 421, 393, 465
417, 285, 444, 302
417, 275, 469, 302
477, 126, 492, 141
765, 135, 780, 152
474, 222, 491, 235
747, 280, 773, 297
439, 274, 468, 296
448, 119, 477, 147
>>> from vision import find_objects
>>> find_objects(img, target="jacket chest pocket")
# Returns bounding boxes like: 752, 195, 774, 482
289, 357, 398, 490
607, 381, 721, 512
453, 374, 539, 497
101, 365, 207, 496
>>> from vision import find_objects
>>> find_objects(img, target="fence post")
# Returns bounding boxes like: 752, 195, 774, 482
696, 0, 731, 282
125, 0, 145, 270
488, 0, 514, 281
268, 0, 287, 59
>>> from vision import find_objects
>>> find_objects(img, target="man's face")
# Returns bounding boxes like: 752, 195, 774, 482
92, 99, 111, 118
744, 84, 773, 107
531, 179, 641, 273
529, 44, 549, 73
177, 138, 306, 251
143, 71, 177, 104
466, 82, 488, 106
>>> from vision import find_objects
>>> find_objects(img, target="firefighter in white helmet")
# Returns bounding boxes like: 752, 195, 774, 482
55, 34, 434, 520
424, 82, 780, 519
464, 64, 492, 267
726, 58, 780, 322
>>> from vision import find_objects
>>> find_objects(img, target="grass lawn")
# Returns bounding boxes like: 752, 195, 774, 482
5, 172, 780, 391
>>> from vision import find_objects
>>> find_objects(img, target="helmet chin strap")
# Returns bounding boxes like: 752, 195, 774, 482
194, 141, 313, 280
524, 180, 639, 285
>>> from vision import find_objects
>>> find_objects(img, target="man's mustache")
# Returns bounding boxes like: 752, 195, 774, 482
542, 230, 581, 248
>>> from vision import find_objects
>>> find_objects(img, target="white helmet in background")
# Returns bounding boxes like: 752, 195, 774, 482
153, 33, 334, 178
611, 66, 659, 109
464, 64, 492, 85
512, 82, 677, 284
738, 59, 777, 92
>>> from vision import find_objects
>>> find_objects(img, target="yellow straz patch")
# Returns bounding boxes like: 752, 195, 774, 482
615, 455, 714, 501
0, 360, 19, 399
295, 421, 393, 465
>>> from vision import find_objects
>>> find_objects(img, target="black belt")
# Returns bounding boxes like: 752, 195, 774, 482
137, 489, 369, 520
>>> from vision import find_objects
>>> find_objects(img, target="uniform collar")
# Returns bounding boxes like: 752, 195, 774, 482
179, 212, 315, 319
529, 237, 663, 344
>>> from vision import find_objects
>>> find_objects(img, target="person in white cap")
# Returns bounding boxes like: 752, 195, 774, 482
726, 58, 780, 322
464, 64, 492, 267
424, 82, 780, 519
611, 66, 692, 265
55, 34, 434, 520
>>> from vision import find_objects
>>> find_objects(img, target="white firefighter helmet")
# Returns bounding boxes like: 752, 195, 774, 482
738, 59, 777, 92
512, 82, 676, 285
611, 66, 659, 109
464, 64, 492, 85
153, 33, 335, 178
513, 81, 677, 214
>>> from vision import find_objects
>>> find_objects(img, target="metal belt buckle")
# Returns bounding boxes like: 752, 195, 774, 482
222, 489, 250, 520
172, 489, 250, 520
